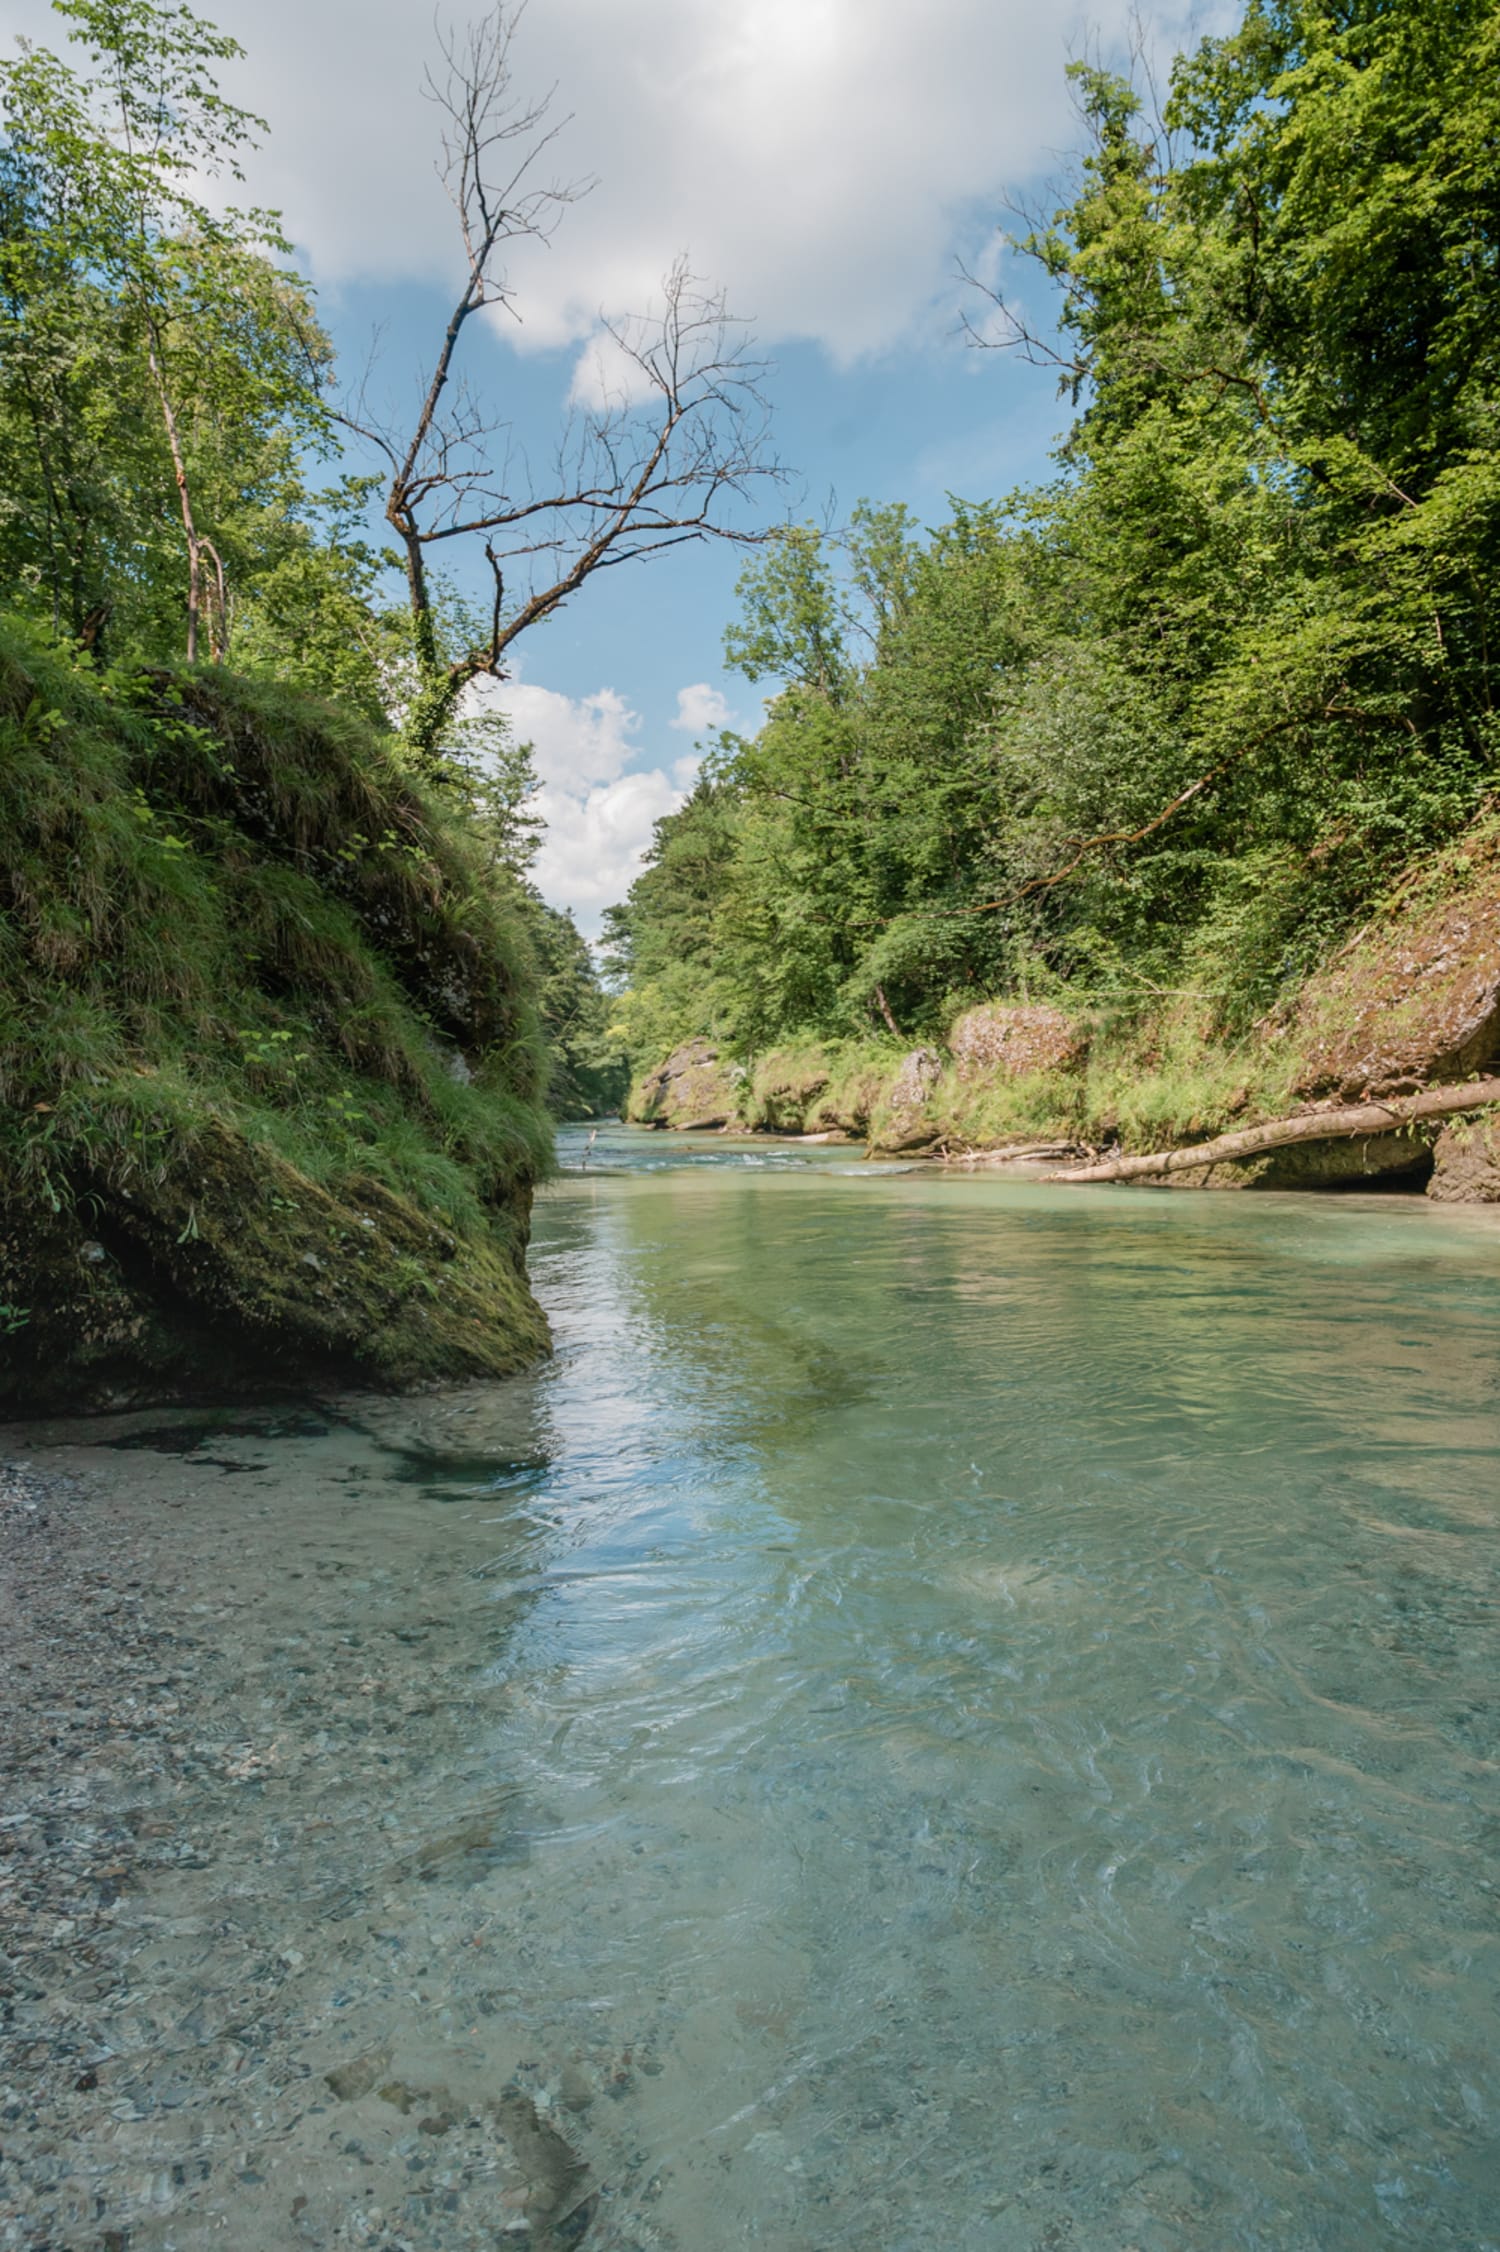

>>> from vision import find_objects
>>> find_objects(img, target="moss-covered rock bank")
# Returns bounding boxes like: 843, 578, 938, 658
623, 821, 1500, 1200
0, 624, 551, 1411
626, 1039, 748, 1130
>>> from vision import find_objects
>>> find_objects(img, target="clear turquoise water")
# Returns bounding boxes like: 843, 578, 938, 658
499, 1129, 1500, 2250
15, 1128, 1500, 2248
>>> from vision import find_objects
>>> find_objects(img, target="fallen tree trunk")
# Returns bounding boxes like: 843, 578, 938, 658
1050, 1076, 1500, 1186
940, 1141, 1089, 1167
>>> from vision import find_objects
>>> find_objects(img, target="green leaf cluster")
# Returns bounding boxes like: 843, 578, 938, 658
0, 1, 622, 1123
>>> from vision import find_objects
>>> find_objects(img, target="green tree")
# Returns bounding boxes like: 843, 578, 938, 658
607, 0, 1500, 1065
530, 904, 628, 1118
0, 0, 324, 664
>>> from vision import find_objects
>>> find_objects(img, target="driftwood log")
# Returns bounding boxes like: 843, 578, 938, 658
1050, 1076, 1500, 1185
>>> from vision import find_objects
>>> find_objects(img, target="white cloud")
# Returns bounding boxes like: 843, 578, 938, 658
489, 678, 639, 791
565, 319, 663, 413
671, 682, 731, 734
479, 673, 693, 933
532, 763, 696, 931
0, 0, 1228, 363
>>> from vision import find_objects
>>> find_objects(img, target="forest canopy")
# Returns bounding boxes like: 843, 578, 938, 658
606, 0, 1500, 1065
0, 0, 632, 1115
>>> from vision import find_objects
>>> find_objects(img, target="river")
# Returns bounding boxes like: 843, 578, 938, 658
4, 1125, 1500, 2250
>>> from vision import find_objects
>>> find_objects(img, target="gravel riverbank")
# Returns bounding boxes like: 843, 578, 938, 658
1, 1447, 223, 2248
0, 1416, 611, 2252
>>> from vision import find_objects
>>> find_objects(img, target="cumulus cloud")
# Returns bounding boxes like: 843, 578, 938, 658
0, 0, 1226, 364
479, 674, 695, 933
671, 682, 732, 734
532, 760, 698, 930
565, 319, 665, 413
490, 678, 640, 791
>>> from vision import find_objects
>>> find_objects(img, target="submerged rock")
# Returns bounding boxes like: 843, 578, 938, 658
325, 2049, 393, 2102
628, 1039, 748, 1130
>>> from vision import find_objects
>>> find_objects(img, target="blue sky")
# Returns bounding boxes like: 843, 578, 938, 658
1, 0, 1226, 928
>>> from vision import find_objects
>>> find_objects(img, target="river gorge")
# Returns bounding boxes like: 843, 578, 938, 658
3, 1130, 1500, 2250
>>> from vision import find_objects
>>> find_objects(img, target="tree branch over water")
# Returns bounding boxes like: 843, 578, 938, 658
1053, 1078, 1500, 1185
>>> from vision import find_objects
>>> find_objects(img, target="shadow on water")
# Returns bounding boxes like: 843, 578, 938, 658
94, 1406, 337, 1451
98, 1407, 559, 1505
381, 1444, 554, 1500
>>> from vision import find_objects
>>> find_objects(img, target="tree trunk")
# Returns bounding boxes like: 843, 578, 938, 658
143, 313, 203, 664
873, 983, 902, 1039
1050, 1078, 1500, 1184
403, 657, 468, 771
202, 537, 229, 663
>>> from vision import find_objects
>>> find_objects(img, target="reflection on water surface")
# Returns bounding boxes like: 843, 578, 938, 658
8, 1122, 1500, 2250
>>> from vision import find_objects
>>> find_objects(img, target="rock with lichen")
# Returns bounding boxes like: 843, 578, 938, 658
627, 1039, 748, 1130
949, 1003, 1086, 1081
1427, 1112, 1500, 1202
1288, 854, 1500, 1100
868, 1047, 944, 1153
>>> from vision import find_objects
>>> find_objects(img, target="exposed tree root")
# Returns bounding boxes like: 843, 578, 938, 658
1049, 1077, 1500, 1185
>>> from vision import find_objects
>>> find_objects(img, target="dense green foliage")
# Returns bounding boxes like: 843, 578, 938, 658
0, 0, 619, 1126
0, 622, 550, 1217
0, 0, 361, 676
609, 0, 1500, 1061
530, 902, 630, 1120
0, 621, 557, 1398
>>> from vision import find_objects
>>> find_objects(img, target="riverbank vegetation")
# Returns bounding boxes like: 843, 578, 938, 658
0, 0, 707, 1401
608, 0, 1500, 1173
0, 626, 553, 1404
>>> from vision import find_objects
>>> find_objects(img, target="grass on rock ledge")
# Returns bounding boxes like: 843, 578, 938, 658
0, 619, 552, 1410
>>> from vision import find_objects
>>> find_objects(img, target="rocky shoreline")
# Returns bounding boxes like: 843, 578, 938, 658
619, 834, 1500, 1196
0, 1448, 214, 2249
0, 1420, 620, 2252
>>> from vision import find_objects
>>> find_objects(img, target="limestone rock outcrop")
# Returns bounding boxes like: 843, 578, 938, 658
752, 1052, 831, 1133
628, 1039, 748, 1130
1289, 867, 1500, 1100
1177, 1130, 1436, 1192
950, 1003, 1085, 1080
1428, 1113, 1500, 1202
869, 1047, 944, 1153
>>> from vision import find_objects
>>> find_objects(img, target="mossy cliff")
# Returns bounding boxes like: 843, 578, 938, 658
0, 622, 552, 1412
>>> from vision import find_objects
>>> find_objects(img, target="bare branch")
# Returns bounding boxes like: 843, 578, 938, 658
336, 7, 782, 761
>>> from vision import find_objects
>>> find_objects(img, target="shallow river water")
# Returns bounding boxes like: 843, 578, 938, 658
6, 1127, 1500, 2250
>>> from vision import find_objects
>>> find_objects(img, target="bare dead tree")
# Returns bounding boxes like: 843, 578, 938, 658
337, 4, 781, 766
